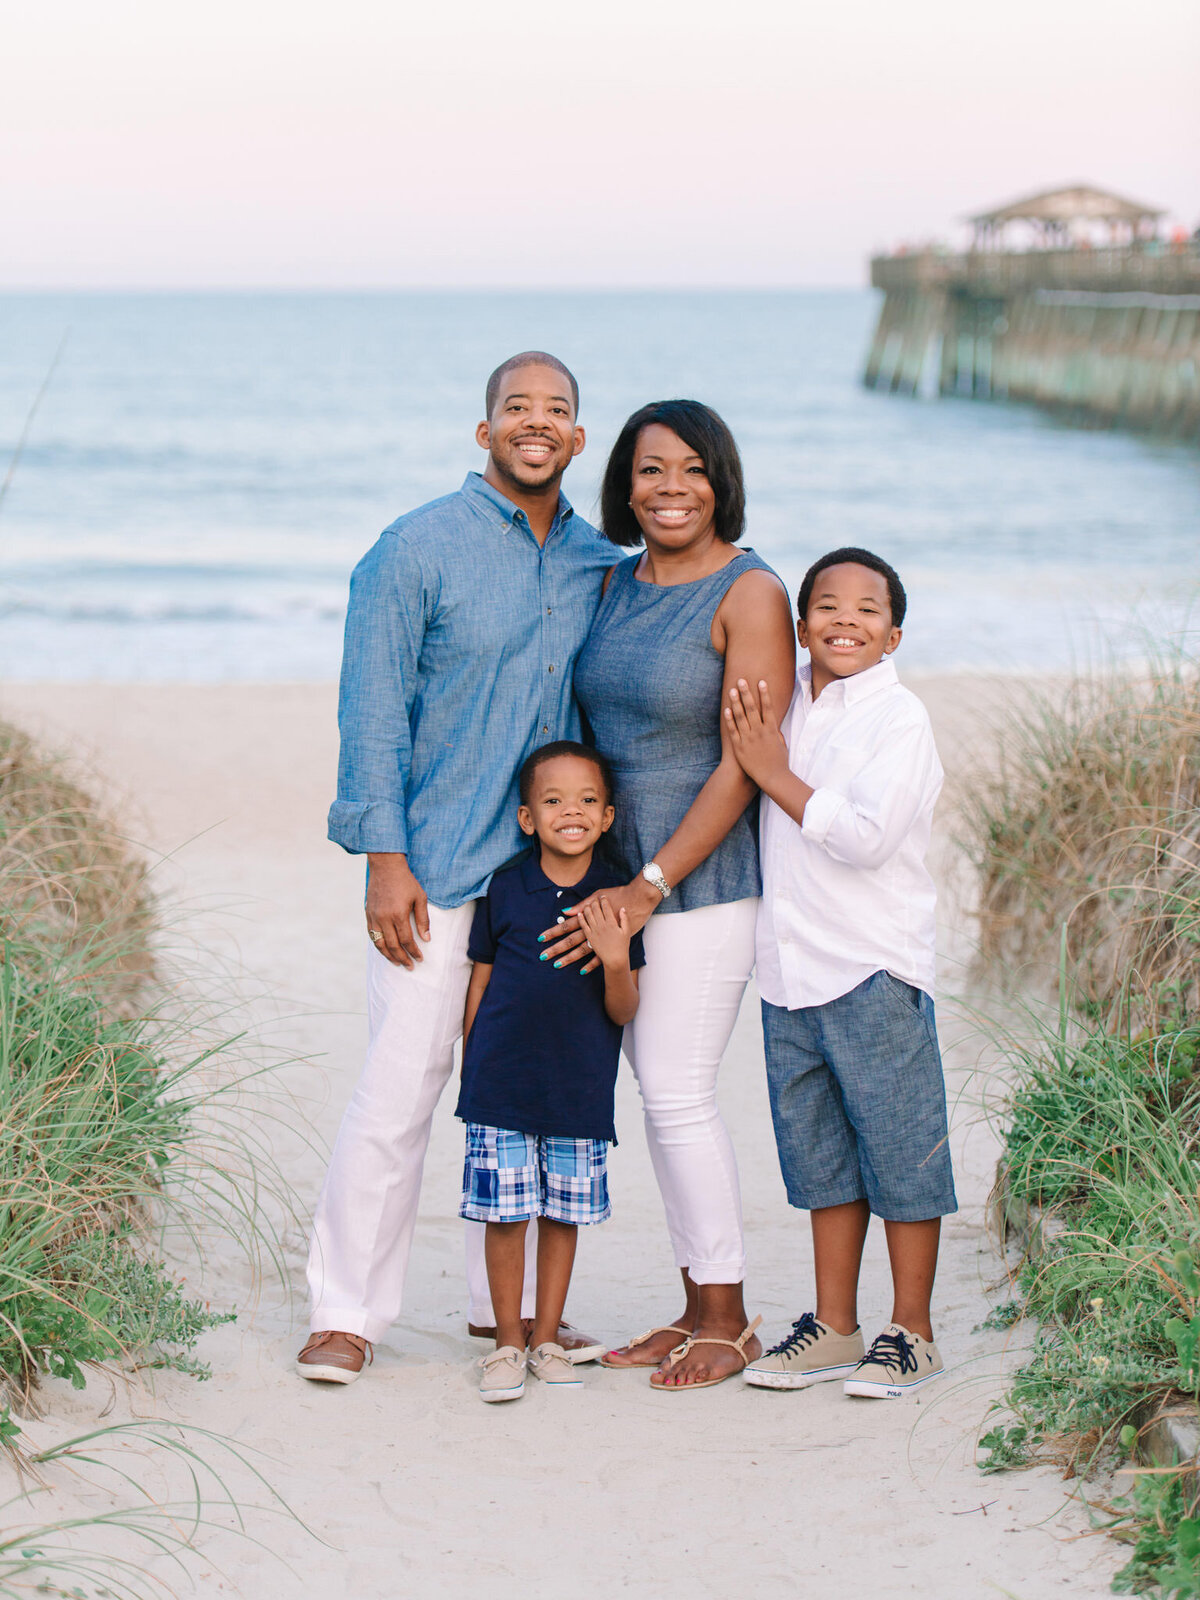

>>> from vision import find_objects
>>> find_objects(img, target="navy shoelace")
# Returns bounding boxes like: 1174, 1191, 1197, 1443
860, 1329, 919, 1376
766, 1311, 824, 1358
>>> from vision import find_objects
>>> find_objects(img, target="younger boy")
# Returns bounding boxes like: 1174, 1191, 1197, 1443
724, 546, 956, 1398
456, 741, 643, 1403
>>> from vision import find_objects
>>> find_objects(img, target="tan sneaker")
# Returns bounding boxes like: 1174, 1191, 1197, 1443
527, 1342, 584, 1388
844, 1324, 944, 1398
295, 1330, 372, 1384
743, 1313, 865, 1390
478, 1345, 527, 1403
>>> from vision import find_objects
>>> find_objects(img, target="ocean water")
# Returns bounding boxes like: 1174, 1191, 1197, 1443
0, 291, 1197, 681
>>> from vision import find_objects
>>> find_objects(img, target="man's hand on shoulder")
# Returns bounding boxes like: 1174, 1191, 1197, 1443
366, 854, 431, 969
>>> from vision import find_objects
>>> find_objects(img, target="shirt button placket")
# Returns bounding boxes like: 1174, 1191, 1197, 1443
539, 549, 556, 739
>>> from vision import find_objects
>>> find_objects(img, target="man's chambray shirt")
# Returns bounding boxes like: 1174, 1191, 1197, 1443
328, 473, 615, 907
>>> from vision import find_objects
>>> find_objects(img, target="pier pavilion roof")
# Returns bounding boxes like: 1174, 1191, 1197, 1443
969, 183, 1163, 229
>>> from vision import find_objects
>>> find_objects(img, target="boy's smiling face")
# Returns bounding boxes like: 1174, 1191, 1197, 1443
798, 561, 902, 698
518, 753, 614, 863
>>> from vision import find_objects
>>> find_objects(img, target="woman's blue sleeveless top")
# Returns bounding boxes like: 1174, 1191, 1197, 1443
573, 547, 778, 915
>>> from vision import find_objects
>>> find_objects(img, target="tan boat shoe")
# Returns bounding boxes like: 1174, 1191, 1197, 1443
295, 1329, 373, 1384
467, 1320, 605, 1364
478, 1345, 527, 1403
527, 1342, 583, 1388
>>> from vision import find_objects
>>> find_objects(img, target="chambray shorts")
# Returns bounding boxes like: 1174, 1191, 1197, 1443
459, 1123, 611, 1226
761, 971, 957, 1222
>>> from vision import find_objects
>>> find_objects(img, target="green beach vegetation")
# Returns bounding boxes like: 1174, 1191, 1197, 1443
0, 714, 295, 1591
964, 644, 1200, 1596
0, 714, 233, 1401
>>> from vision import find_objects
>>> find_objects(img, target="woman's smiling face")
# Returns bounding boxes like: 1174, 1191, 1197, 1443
628, 424, 716, 551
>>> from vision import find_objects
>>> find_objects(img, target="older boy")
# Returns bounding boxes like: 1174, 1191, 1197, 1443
724, 546, 956, 1399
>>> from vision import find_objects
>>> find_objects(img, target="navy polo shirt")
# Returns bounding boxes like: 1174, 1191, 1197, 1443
455, 850, 645, 1143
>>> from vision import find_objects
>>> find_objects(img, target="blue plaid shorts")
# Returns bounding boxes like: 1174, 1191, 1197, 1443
459, 1123, 611, 1226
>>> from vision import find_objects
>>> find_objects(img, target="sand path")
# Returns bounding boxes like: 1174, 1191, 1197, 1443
1, 681, 1120, 1599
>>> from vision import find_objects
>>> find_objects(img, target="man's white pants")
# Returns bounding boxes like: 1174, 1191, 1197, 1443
306, 902, 535, 1343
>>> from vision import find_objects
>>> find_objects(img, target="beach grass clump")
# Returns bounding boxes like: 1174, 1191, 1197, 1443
0, 716, 298, 1592
960, 646, 1200, 1028
982, 1012, 1200, 1594
0, 718, 241, 1401
0, 947, 237, 1397
0, 716, 154, 1009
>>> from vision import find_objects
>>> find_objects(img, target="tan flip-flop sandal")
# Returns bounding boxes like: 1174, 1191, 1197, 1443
650, 1315, 763, 1391
599, 1324, 692, 1369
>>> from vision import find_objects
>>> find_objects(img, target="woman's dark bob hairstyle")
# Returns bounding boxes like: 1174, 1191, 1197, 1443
599, 399, 746, 548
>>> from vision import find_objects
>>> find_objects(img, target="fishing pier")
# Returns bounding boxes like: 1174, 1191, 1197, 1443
863, 185, 1200, 440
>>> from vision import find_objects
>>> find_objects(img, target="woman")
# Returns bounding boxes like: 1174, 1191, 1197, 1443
545, 399, 794, 1389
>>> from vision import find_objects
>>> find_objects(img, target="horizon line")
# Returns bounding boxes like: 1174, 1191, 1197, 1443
0, 280, 869, 296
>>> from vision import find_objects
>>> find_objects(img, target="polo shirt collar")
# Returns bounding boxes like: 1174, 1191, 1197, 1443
517, 848, 609, 898
460, 471, 575, 537
799, 655, 898, 709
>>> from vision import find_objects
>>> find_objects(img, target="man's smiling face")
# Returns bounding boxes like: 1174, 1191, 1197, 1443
798, 561, 902, 696
476, 363, 585, 496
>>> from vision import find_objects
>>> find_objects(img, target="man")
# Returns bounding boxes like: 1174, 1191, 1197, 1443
297, 353, 613, 1383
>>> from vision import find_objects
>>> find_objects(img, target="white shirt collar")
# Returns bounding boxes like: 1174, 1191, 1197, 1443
799, 655, 899, 709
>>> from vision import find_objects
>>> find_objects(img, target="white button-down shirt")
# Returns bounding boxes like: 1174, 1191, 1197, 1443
756, 657, 943, 1010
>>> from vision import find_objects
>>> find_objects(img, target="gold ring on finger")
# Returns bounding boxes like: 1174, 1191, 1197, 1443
369, 929, 384, 942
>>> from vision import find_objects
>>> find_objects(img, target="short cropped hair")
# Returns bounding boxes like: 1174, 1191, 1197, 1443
796, 547, 907, 627
485, 352, 580, 419
518, 740, 614, 807
599, 399, 746, 548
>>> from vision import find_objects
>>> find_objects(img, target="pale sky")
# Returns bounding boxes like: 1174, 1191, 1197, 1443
5, 0, 1198, 288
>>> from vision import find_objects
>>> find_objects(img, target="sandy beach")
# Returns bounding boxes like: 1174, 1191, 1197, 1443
0, 677, 1122, 1600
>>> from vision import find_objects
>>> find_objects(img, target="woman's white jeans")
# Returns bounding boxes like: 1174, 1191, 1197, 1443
306, 902, 534, 1343
624, 897, 758, 1286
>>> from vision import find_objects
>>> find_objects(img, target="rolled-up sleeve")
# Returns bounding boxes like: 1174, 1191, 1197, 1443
800, 722, 941, 871
327, 533, 428, 856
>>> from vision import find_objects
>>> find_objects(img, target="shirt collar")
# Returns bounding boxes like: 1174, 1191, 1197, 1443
461, 471, 575, 540
798, 655, 899, 709
517, 847, 607, 898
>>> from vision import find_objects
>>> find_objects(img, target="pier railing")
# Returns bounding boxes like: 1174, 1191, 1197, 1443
871, 247, 1200, 300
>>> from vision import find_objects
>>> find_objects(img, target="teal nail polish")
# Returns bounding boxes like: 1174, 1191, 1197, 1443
539, 951, 550, 961
537, 933, 546, 943
553, 960, 563, 969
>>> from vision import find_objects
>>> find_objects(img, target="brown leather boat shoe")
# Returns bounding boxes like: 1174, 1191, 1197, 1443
295, 1329, 373, 1384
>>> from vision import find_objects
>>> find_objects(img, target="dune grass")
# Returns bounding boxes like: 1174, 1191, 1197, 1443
980, 1008, 1200, 1595
966, 638, 1200, 1593
0, 717, 154, 1013
960, 647, 1200, 1029
0, 714, 301, 1589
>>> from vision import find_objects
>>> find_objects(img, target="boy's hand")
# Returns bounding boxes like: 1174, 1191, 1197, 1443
539, 878, 658, 975
724, 678, 790, 790
577, 896, 632, 971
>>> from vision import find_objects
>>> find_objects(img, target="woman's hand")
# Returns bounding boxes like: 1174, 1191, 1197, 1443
539, 877, 660, 974
724, 678, 791, 793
